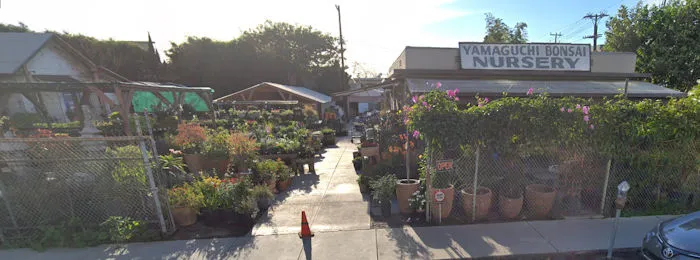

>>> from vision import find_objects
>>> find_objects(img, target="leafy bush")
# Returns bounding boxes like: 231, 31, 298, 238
9, 112, 43, 128
203, 128, 232, 158
321, 127, 335, 134
253, 159, 279, 183
99, 216, 150, 243
370, 175, 397, 203
107, 145, 147, 187
168, 183, 203, 209
252, 185, 274, 200
172, 123, 207, 154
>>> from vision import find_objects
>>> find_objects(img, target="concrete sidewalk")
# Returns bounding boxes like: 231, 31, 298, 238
0, 215, 676, 260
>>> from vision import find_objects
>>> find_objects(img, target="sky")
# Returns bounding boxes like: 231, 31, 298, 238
0, 0, 663, 76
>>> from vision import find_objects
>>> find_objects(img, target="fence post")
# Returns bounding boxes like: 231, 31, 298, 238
134, 114, 168, 233
425, 143, 431, 223
600, 158, 613, 215
142, 109, 175, 230
405, 128, 410, 180
472, 145, 480, 222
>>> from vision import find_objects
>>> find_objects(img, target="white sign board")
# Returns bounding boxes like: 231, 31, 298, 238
459, 43, 591, 71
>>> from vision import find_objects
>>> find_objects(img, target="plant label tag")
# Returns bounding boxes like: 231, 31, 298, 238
434, 189, 445, 203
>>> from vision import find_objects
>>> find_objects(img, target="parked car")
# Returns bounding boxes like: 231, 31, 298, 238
642, 211, 700, 259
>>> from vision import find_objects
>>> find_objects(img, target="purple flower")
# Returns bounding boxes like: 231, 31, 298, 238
582, 106, 590, 115
435, 82, 442, 89
576, 104, 581, 109
589, 124, 595, 129
412, 130, 420, 138
560, 107, 566, 112
412, 96, 418, 104
583, 115, 590, 122
484, 97, 489, 103
447, 89, 455, 98
567, 108, 573, 113
422, 101, 428, 107
526, 88, 534, 95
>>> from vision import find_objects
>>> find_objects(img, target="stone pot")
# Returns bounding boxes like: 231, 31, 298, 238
428, 185, 454, 220
171, 207, 198, 226
525, 184, 556, 219
277, 178, 292, 191
498, 194, 523, 219
461, 187, 493, 221
183, 154, 204, 174
396, 179, 420, 214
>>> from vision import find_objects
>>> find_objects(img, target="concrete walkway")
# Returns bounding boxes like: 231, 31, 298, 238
0, 215, 674, 259
251, 137, 370, 236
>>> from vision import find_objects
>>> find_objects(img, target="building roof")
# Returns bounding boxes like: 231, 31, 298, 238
406, 79, 686, 98
0, 32, 53, 74
215, 82, 332, 103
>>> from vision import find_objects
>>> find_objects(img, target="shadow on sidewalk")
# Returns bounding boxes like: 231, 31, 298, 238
98, 236, 258, 259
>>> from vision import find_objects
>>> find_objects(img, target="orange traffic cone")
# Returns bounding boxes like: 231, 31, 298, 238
299, 211, 314, 238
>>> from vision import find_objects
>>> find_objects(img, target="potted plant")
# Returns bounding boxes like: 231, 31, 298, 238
276, 161, 293, 191
525, 183, 556, 219
461, 186, 493, 221
357, 175, 371, 194
160, 149, 190, 186
499, 180, 524, 219
428, 171, 454, 221
203, 129, 232, 177
254, 159, 279, 192
407, 180, 426, 221
396, 179, 420, 214
370, 175, 397, 217
353, 156, 363, 171
252, 185, 274, 211
172, 123, 207, 174
168, 183, 203, 226
229, 132, 259, 174
192, 176, 223, 226
321, 127, 336, 146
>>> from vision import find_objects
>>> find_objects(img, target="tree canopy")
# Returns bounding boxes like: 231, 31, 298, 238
483, 13, 528, 43
604, 0, 700, 91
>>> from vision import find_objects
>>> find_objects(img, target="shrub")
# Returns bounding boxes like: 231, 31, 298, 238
107, 145, 147, 187
370, 175, 397, 203
168, 183, 203, 209
172, 123, 207, 154
252, 185, 274, 200
253, 159, 279, 183
203, 128, 232, 158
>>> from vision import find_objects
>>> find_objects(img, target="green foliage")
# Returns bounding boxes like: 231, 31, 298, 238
168, 183, 203, 209
370, 175, 397, 203
159, 153, 185, 172
251, 185, 274, 200
32, 121, 81, 129
99, 216, 150, 244
483, 13, 528, 43
604, 1, 700, 91
107, 145, 148, 187
321, 127, 335, 134
203, 128, 233, 158
254, 159, 279, 183
9, 112, 44, 128
0, 116, 9, 132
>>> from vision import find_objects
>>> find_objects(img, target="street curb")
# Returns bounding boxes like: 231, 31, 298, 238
467, 247, 640, 259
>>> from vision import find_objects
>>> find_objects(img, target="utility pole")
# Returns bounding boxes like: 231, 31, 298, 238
550, 32, 562, 43
583, 13, 608, 51
335, 5, 346, 91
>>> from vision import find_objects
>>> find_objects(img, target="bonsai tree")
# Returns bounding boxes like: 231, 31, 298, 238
370, 174, 398, 217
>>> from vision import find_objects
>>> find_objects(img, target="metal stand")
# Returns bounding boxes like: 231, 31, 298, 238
606, 209, 621, 259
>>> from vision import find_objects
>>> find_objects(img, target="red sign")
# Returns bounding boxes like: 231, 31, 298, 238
433, 189, 445, 203
436, 160, 454, 171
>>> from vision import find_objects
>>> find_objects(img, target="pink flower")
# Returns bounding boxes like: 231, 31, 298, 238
582, 106, 590, 115
478, 103, 483, 108
560, 107, 566, 112
567, 108, 573, 113
576, 104, 581, 109
455, 97, 460, 101
583, 115, 590, 122
435, 82, 442, 89
589, 124, 595, 129
412, 130, 420, 138
419, 95, 425, 100
484, 97, 489, 103
446, 89, 455, 98
526, 88, 534, 95
422, 101, 428, 107
412, 96, 418, 104
403, 118, 409, 124
454, 88, 459, 95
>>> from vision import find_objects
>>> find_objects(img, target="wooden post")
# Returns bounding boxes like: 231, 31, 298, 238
113, 84, 132, 135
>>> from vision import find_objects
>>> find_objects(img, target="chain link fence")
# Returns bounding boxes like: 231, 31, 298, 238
0, 135, 173, 245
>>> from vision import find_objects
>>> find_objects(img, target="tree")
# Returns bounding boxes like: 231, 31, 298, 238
0, 22, 30, 32
483, 13, 528, 43
604, 1, 700, 91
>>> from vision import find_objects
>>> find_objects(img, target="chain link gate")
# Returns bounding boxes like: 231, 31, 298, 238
0, 135, 174, 245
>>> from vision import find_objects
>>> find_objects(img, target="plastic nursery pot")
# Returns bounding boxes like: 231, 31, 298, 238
461, 187, 493, 221
498, 194, 523, 219
396, 179, 420, 214
525, 184, 556, 219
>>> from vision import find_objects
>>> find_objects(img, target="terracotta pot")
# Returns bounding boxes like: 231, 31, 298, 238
171, 207, 198, 226
498, 194, 523, 219
267, 179, 278, 193
428, 185, 454, 220
277, 178, 292, 191
461, 187, 493, 220
525, 184, 556, 218
183, 154, 204, 174
205, 157, 229, 177
396, 179, 420, 214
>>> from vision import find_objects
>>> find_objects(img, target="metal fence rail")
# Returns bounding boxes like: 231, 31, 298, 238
0, 135, 173, 245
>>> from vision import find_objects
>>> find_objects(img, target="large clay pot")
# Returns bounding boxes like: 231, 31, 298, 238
525, 184, 556, 218
171, 207, 197, 226
396, 179, 420, 214
205, 157, 229, 177
461, 187, 493, 221
183, 154, 204, 174
428, 185, 454, 220
267, 179, 278, 193
498, 194, 524, 219
277, 178, 292, 191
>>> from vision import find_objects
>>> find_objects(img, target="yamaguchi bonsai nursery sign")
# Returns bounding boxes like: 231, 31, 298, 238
459, 43, 591, 71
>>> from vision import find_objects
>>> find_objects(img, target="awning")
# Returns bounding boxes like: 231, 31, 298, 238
406, 79, 686, 98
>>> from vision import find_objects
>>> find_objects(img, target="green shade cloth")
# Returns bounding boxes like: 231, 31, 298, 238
132, 91, 210, 112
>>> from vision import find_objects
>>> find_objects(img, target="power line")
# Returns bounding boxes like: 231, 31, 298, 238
583, 12, 609, 50
549, 32, 562, 43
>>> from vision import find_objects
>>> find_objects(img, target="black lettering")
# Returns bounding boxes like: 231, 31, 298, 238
510, 46, 519, 55
575, 47, 584, 56
564, 58, 579, 68
535, 57, 549, 68
471, 46, 481, 55
568, 46, 575, 56
506, 57, 519, 68
462, 45, 472, 55
492, 47, 501, 55
552, 46, 559, 56
545, 46, 552, 56
473, 57, 488, 68
551, 57, 564, 68
489, 57, 505, 67
520, 46, 528, 56
528, 46, 537, 56
480, 46, 491, 55
522, 57, 534, 68
501, 46, 510, 55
